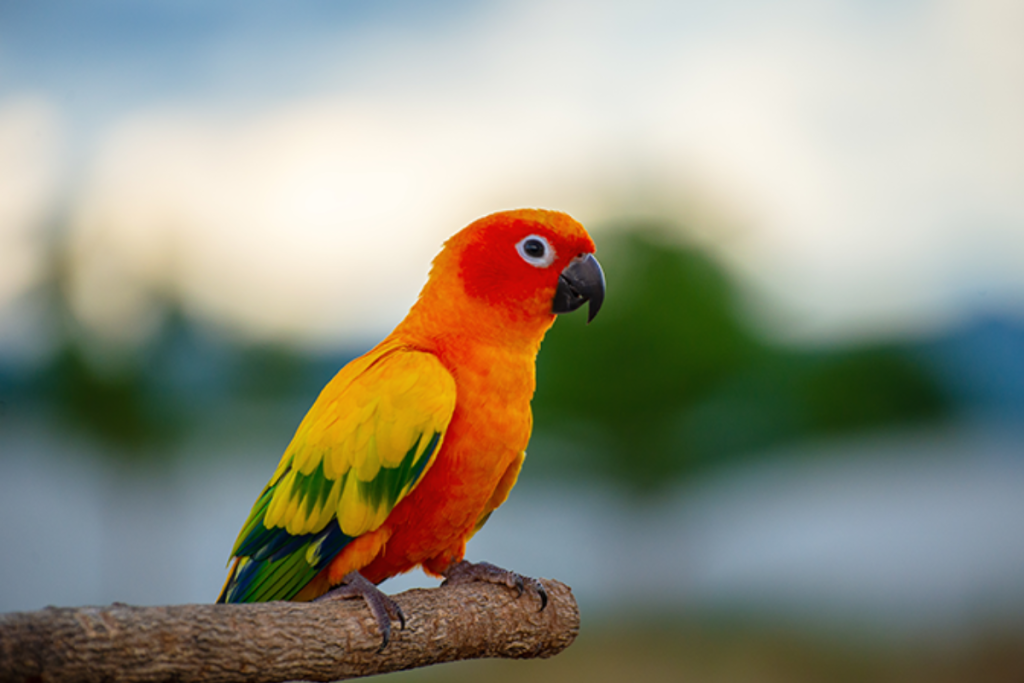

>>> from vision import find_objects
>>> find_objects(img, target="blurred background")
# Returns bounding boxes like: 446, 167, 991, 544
2, 0, 1024, 680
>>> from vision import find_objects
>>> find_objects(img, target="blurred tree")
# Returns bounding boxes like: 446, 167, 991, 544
9, 240, 317, 458
532, 224, 951, 490
25, 266, 189, 455
38, 342, 179, 451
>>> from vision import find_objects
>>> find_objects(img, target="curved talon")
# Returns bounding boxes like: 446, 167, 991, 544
316, 571, 404, 651
395, 604, 407, 631
533, 579, 549, 611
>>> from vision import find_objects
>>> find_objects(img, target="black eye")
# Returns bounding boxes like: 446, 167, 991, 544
524, 239, 548, 258
523, 238, 546, 258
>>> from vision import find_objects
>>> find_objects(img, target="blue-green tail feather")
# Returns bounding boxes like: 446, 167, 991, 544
218, 518, 353, 603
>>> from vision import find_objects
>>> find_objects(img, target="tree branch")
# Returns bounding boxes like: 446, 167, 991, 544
0, 578, 578, 683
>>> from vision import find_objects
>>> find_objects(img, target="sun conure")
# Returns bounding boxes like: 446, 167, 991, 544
218, 208, 605, 646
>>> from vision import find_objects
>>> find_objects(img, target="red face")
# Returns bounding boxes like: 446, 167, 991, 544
454, 210, 603, 323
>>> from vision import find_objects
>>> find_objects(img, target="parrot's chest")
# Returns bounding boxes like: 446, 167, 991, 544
385, 346, 535, 549
431, 356, 533, 510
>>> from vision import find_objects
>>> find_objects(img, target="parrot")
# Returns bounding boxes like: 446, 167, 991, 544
217, 208, 605, 647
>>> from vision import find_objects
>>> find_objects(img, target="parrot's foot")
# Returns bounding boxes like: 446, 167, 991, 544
316, 571, 405, 651
442, 560, 548, 611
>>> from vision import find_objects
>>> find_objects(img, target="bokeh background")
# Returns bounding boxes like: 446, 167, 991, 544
2, 1, 1024, 680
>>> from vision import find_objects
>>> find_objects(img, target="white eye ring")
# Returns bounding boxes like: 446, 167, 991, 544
515, 234, 556, 268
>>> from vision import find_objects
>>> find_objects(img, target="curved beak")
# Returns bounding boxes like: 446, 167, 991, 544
552, 253, 605, 322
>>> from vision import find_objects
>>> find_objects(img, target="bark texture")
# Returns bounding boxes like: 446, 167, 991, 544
0, 578, 578, 683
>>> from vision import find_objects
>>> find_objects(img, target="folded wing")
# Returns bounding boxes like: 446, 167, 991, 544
218, 344, 457, 603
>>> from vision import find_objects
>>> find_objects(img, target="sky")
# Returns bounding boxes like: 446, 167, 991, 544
1, 0, 1023, 352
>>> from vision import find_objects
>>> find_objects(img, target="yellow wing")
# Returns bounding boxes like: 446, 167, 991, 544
219, 343, 456, 603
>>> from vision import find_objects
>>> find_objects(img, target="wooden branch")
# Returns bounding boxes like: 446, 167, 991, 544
0, 578, 578, 683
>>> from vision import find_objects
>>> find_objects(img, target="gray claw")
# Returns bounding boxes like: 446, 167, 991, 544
443, 560, 548, 611
316, 571, 404, 650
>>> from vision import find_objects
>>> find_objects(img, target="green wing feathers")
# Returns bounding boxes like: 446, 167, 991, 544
218, 346, 457, 603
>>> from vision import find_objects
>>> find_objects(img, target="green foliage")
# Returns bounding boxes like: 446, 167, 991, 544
232, 344, 314, 398
532, 225, 951, 490
39, 343, 183, 451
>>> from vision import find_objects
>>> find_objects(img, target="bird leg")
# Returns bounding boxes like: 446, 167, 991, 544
442, 560, 548, 611
315, 571, 405, 651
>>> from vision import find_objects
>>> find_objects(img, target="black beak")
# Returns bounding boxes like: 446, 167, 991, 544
552, 253, 605, 322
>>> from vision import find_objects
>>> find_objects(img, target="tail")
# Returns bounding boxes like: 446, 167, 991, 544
217, 557, 242, 603
216, 519, 354, 603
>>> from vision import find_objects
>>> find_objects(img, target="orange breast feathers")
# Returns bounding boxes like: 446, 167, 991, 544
218, 208, 604, 604
352, 342, 539, 585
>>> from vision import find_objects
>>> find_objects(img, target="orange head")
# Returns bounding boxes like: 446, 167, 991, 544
401, 209, 605, 347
